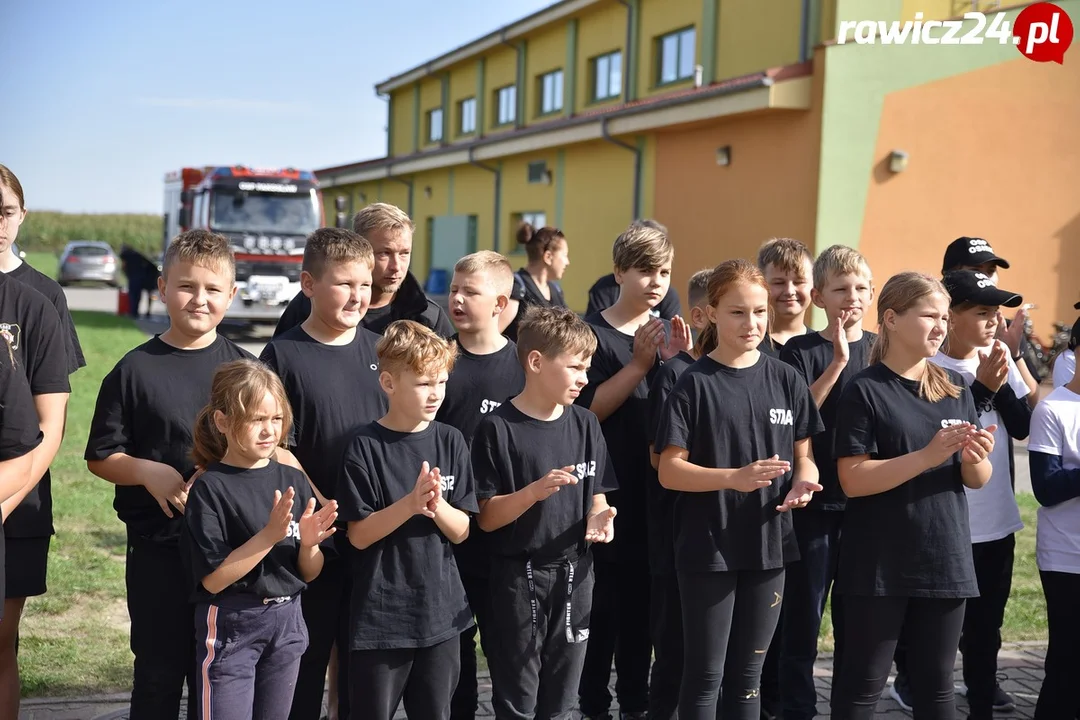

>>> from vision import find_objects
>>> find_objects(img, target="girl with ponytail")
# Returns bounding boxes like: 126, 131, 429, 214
501, 223, 571, 341
830, 272, 996, 719
655, 259, 823, 719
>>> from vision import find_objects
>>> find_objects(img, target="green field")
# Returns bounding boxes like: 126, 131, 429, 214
17, 211, 161, 257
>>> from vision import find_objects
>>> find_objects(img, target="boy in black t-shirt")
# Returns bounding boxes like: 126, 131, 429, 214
259, 227, 388, 720
756, 238, 814, 358
645, 268, 712, 720
778, 246, 875, 720
577, 221, 690, 720
85, 231, 257, 720
473, 306, 618, 719
437, 251, 526, 720
337, 321, 478, 720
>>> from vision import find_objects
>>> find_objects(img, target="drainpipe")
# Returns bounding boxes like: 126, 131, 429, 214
385, 171, 415, 219
799, 0, 811, 62
468, 148, 501, 248
600, 117, 641, 221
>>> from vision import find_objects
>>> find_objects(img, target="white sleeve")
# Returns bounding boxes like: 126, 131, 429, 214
1052, 350, 1075, 389
1028, 401, 1063, 456
1005, 355, 1030, 399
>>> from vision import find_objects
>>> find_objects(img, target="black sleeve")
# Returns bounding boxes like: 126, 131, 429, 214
470, 420, 504, 500
447, 431, 480, 513
0, 370, 43, 461
654, 381, 693, 453
51, 289, 86, 373
26, 302, 71, 395
273, 291, 308, 338
793, 375, 824, 441
647, 367, 677, 448
575, 328, 608, 409
184, 483, 231, 583
336, 440, 380, 522
993, 382, 1032, 441
961, 384, 983, 429
779, 343, 811, 386
590, 417, 619, 493
84, 364, 132, 460
258, 342, 279, 373
1030, 450, 1080, 508
586, 281, 617, 316
833, 382, 877, 458
657, 287, 682, 321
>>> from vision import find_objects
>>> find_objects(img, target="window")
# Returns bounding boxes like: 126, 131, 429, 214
496, 85, 517, 126
427, 108, 444, 143
527, 161, 548, 184
459, 97, 477, 135
658, 27, 696, 85
510, 211, 547, 253
592, 51, 622, 102
539, 69, 564, 115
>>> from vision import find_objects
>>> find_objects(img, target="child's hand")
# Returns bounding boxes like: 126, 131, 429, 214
776, 478, 824, 512
921, 423, 976, 466
299, 497, 338, 548
427, 467, 444, 514
997, 309, 1025, 359
660, 316, 693, 361
731, 455, 790, 493
144, 463, 189, 518
585, 506, 617, 543
260, 488, 295, 546
410, 462, 439, 518
528, 466, 578, 502
976, 341, 1009, 393
832, 310, 853, 365
631, 318, 665, 370
961, 425, 996, 465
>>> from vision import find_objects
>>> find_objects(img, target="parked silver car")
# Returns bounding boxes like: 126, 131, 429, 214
57, 241, 119, 287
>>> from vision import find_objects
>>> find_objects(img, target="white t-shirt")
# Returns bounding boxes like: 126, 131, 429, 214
931, 349, 1027, 543
1028, 385, 1080, 574
1052, 348, 1075, 388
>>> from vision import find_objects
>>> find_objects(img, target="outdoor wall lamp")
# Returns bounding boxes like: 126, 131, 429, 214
715, 145, 732, 167
889, 150, 909, 173
424, 186, 433, 199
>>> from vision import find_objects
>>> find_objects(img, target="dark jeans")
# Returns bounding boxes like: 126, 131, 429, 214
649, 572, 682, 720
1035, 570, 1080, 719
125, 532, 197, 720
194, 596, 308, 720
578, 558, 651, 716
452, 571, 494, 720
833, 596, 965, 720
350, 636, 461, 720
961, 535, 1015, 720
781, 509, 845, 720
678, 568, 785, 720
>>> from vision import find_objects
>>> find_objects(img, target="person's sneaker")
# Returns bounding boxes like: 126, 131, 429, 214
889, 673, 914, 712
620, 713, 647, 720
992, 684, 1016, 712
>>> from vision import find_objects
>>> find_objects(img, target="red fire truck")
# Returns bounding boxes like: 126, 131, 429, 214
163, 165, 324, 322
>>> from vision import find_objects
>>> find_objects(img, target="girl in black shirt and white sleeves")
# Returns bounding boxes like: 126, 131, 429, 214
656, 259, 824, 720
831, 272, 995, 720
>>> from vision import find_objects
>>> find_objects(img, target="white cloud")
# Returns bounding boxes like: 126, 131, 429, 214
136, 97, 310, 113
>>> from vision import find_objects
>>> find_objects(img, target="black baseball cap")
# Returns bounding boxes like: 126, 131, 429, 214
1074, 301, 1080, 310
941, 237, 1011, 274
942, 270, 1022, 308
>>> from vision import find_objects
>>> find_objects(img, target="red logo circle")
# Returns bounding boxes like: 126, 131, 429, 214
1014, 3, 1074, 64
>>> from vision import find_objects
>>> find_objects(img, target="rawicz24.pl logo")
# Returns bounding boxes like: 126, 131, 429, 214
837, 2, 1074, 64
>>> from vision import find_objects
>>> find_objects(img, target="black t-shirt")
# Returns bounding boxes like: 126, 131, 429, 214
779, 331, 877, 510
646, 351, 695, 575
586, 273, 682, 320
472, 402, 618, 563
337, 421, 478, 650
577, 312, 661, 564
9, 262, 86, 373
0, 271, 72, 538
832, 363, 980, 598
273, 273, 454, 339
85, 335, 255, 543
0, 364, 44, 612
504, 269, 568, 342
183, 460, 321, 602
260, 325, 387, 500
654, 353, 823, 572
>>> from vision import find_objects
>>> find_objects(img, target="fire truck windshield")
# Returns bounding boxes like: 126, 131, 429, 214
210, 188, 320, 235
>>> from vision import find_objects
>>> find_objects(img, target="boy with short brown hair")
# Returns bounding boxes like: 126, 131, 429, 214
757, 237, 815, 355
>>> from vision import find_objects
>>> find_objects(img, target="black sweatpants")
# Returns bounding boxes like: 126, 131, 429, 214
452, 571, 494, 720
648, 571, 682, 720
350, 635, 461, 720
194, 596, 308, 720
125, 531, 197, 720
961, 534, 1015, 720
289, 546, 351, 720
677, 568, 785, 720
1035, 570, 1080, 719
489, 553, 594, 720
833, 595, 965, 720
578, 557, 651, 716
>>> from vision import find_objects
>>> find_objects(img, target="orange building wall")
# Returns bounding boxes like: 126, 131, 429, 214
859, 57, 1080, 340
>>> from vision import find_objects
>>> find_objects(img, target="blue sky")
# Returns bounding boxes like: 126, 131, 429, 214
6, 0, 553, 214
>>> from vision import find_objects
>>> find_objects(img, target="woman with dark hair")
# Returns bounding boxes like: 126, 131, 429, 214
501, 223, 570, 341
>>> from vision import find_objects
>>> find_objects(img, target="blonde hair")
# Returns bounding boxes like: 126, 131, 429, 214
517, 225, 566, 264
163, 229, 235, 281
757, 237, 813, 276
612, 221, 674, 272
377, 320, 458, 377
192, 360, 293, 468
695, 259, 770, 358
454, 250, 514, 296
687, 268, 713, 308
353, 202, 415, 236
871, 272, 961, 403
302, 227, 374, 279
812, 244, 872, 291
516, 306, 597, 365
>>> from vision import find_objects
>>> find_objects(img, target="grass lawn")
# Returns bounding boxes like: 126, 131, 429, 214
14, 305, 1051, 697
